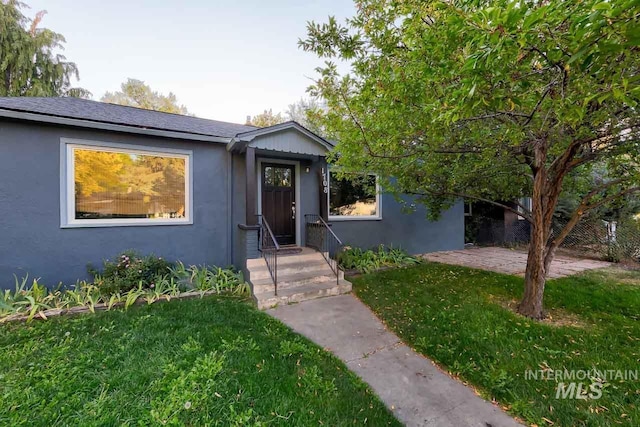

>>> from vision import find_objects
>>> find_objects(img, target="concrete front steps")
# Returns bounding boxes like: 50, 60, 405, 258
247, 248, 351, 309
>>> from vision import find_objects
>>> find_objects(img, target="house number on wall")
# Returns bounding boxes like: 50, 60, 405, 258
321, 168, 329, 194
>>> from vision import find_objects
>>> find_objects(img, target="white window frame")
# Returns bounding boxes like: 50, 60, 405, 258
464, 201, 473, 217
517, 197, 532, 220
327, 169, 382, 221
60, 138, 193, 228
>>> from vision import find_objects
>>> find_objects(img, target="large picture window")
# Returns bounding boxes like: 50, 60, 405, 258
328, 171, 381, 220
62, 140, 192, 227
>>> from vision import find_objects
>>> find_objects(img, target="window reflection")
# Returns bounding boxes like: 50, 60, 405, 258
264, 166, 292, 187
74, 148, 187, 220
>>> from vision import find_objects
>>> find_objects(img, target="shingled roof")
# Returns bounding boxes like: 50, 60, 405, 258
0, 97, 257, 138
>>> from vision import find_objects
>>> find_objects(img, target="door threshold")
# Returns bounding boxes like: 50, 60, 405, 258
277, 246, 303, 255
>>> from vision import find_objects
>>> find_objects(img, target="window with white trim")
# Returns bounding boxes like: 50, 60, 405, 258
517, 197, 532, 220
464, 201, 473, 217
62, 140, 192, 227
328, 171, 381, 220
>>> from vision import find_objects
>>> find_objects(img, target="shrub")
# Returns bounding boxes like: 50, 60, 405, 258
169, 263, 249, 295
0, 275, 53, 321
88, 250, 173, 295
1, 252, 251, 323
605, 220, 640, 262
337, 244, 420, 274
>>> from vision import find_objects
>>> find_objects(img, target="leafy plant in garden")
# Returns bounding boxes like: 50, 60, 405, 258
0, 276, 53, 321
301, 0, 640, 319
1, 252, 250, 323
169, 262, 249, 295
88, 250, 173, 295
338, 245, 420, 273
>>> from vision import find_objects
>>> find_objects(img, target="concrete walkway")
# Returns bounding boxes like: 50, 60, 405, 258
268, 295, 521, 427
423, 246, 611, 278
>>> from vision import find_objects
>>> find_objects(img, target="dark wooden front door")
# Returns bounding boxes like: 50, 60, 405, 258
261, 164, 296, 245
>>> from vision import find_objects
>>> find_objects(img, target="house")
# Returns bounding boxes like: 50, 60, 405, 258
0, 97, 463, 305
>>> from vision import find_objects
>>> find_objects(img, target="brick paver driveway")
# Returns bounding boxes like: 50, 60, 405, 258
422, 246, 611, 278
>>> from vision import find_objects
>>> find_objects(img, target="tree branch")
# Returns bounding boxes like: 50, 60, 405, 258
583, 186, 640, 212
524, 80, 557, 126
460, 111, 530, 123
406, 189, 533, 223
337, 88, 417, 159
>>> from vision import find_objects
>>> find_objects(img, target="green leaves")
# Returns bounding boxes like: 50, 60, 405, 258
301, 0, 640, 219
337, 244, 420, 273
1, 255, 250, 323
0, 1, 89, 97
101, 78, 190, 114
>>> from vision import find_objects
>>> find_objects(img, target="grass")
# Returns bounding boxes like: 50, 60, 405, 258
0, 296, 400, 426
351, 263, 640, 427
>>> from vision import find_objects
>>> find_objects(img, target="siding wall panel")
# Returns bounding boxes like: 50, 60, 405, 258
0, 121, 230, 288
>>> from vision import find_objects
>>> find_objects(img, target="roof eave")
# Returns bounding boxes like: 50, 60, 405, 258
0, 108, 232, 144
234, 121, 334, 150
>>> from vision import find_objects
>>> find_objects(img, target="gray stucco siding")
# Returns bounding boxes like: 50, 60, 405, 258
299, 158, 324, 246
231, 153, 253, 273
0, 120, 231, 288
0, 117, 465, 288
330, 194, 464, 255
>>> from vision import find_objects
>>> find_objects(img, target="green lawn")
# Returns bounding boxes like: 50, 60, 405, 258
351, 263, 640, 427
0, 296, 400, 426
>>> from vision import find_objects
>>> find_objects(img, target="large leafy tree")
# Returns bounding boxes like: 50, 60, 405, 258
246, 108, 285, 127
101, 78, 191, 115
301, 0, 640, 319
286, 97, 327, 135
246, 100, 327, 132
0, 0, 89, 97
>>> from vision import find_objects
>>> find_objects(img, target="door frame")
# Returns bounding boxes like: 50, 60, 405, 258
257, 158, 301, 246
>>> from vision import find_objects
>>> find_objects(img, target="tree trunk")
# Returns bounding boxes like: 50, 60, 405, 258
516, 131, 590, 319
518, 217, 547, 319
517, 141, 550, 319
543, 244, 557, 274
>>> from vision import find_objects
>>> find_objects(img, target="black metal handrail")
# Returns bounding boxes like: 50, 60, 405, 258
304, 214, 343, 286
257, 215, 280, 295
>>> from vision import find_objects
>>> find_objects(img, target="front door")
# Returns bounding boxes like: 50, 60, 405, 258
261, 163, 296, 245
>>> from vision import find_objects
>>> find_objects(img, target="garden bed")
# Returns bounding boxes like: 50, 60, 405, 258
1, 251, 250, 323
0, 289, 220, 323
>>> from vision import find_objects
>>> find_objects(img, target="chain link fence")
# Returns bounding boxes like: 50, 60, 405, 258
466, 214, 640, 263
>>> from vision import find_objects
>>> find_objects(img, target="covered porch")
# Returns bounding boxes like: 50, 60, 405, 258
230, 121, 334, 248
228, 122, 350, 306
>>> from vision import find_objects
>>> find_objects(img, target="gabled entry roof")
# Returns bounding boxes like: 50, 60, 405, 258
228, 121, 334, 156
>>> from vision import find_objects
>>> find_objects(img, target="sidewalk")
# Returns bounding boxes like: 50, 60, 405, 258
268, 295, 521, 427
422, 247, 611, 278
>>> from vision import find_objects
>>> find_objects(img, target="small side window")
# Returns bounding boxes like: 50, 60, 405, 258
328, 170, 381, 220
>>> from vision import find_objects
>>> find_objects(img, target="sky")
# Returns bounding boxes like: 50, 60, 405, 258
24, 0, 356, 123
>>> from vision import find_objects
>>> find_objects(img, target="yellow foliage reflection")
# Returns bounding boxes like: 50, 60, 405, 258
74, 149, 186, 219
